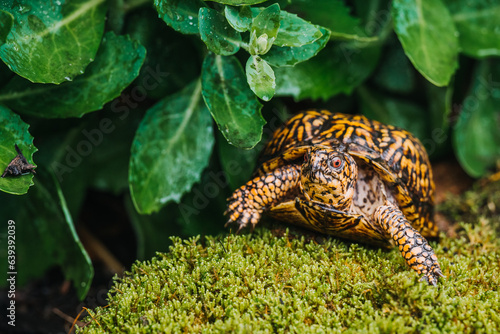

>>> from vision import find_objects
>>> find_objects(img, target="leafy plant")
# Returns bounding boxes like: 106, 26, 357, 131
0, 0, 499, 299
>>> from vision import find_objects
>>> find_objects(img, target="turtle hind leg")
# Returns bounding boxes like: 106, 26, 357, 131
375, 204, 444, 286
225, 165, 300, 232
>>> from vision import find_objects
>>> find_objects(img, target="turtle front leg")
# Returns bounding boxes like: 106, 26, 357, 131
374, 205, 444, 285
225, 165, 300, 232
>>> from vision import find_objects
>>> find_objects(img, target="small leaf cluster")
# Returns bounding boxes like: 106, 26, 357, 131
194, 1, 332, 148
0, 0, 499, 301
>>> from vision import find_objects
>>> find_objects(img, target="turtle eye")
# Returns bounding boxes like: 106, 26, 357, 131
329, 156, 343, 170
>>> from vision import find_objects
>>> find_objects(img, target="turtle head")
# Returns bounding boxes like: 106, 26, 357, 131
300, 147, 357, 211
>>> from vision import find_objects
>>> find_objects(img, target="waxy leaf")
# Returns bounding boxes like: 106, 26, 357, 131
0, 32, 146, 118
425, 83, 454, 158
372, 46, 415, 94
224, 5, 252, 32
287, 0, 376, 42
246, 56, 275, 101
453, 61, 500, 177
443, 0, 500, 58
155, 0, 205, 35
199, 7, 242, 56
427, 83, 453, 133
250, 7, 323, 47
202, 53, 265, 149
0, 10, 13, 45
358, 87, 429, 142
217, 131, 259, 190
129, 80, 214, 214
0, 0, 106, 84
208, 0, 267, 4
249, 4, 280, 55
126, 7, 200, 100
274, 10, 323, 47
262, 27, 330, 67
275, 43, 381, 100
392, 0, 459, 87
0, 105, 36, 195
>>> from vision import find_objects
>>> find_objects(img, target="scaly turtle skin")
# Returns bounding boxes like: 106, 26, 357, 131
225, 110, 444, 285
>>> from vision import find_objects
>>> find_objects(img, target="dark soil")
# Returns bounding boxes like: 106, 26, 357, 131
0, 190, 137, 334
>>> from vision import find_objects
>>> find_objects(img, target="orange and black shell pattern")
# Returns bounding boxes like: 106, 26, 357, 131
256, 110, 437, 237
226, 110, 443, 284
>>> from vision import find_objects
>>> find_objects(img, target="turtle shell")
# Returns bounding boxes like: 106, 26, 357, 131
256, 110, 437, 237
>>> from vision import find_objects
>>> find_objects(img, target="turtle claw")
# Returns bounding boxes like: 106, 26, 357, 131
224, 194, 262, 234
237, 223, 247, 234
225, 212, 259, 234
419, 267, 445, 286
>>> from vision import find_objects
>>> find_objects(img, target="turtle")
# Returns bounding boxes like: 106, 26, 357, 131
225, 110, 444, 285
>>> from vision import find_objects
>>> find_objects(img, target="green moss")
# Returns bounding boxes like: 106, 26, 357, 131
78, 183, 500, 333
438, 179, 500, 234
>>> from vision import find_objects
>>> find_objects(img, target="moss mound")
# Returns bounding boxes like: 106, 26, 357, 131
78, 184, 500, 333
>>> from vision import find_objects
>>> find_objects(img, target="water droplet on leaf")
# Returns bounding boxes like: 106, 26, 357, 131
17, 4, 32, 14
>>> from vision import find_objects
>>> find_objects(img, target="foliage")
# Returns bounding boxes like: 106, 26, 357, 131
0, 0, 499, 299
76, 184, 500, 333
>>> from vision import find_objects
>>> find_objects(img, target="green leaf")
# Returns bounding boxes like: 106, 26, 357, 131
249, 4, 280, 55
84, 111, 143, 195
126, 7, 200, 100
246, 55, 275, 101
358, 86, 429, 142
443, 0, 500, 58
372, 46, 415, 94
275, 42, 381, 100
201, 53, 265, 149
154, 0, 205, 35
199, 7, 242, 56
208, 0, 267, 4
217, 130, 259, 190
0, 32, 146, 118
0, 10, 13, 45
427, 83, 453, 132
262, 27, 330, 67
273, 10, 323, 47
224, 5, 253, 32
392, 0, 459, 87
129, 80, 214, 214
453, 61, 500, 178
425, 83, 454, 158
50, 170, 93, 300
0, 0, 106, 84
0, 168, 93, 300
0, 105, 36, 195
287, 0, 377, 42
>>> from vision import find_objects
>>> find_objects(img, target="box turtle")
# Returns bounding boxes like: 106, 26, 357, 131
225, 110, 444, 285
